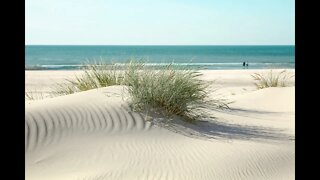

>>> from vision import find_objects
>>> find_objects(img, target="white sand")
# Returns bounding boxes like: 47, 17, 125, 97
25, 69, 295, 180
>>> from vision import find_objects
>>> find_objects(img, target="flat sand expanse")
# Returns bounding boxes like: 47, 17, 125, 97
25, 69, 295, 180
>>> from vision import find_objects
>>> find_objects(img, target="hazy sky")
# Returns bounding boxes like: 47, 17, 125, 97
25, 0, 295, 45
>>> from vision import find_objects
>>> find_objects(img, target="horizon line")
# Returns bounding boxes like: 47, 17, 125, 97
25, 44, 295, 46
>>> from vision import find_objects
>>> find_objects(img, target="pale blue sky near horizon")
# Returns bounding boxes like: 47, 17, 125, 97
26, 0, 295, 45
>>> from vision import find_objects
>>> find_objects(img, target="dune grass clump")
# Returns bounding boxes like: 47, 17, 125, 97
50, 60, 229, 122
123, 61, 229, 121
251, 70, 294, 89
53, 62, 124, 95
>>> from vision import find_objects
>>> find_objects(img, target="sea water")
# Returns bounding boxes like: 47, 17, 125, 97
25, 45, 294, 70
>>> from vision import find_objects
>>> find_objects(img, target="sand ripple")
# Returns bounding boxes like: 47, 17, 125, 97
25, 86, 294, 180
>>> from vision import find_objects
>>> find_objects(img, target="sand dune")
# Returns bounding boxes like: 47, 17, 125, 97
25, 70, 295, 180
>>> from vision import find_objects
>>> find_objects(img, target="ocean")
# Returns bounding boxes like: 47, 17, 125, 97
25, 45, 295, 70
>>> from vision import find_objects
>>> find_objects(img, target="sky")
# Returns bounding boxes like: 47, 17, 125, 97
25, 0, 295, 45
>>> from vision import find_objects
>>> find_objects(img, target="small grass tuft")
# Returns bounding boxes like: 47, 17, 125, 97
25, 89, 45, 101
251, 70, 294, 89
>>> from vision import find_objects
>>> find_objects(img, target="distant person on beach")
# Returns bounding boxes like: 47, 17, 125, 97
243, 61, 246, 67
246, 62, 249, 68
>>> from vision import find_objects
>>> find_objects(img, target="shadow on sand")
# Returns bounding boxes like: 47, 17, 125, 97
151, 110, 294, 143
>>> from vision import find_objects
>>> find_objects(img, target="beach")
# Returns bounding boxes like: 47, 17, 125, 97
25, 69, 295, 180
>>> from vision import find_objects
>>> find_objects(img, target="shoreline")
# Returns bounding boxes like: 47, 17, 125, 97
25, 67, 295, 71
25, 63, 295, 71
